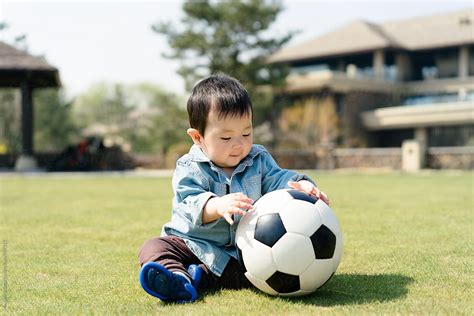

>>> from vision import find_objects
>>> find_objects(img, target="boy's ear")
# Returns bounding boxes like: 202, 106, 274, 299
187, 128, 203, 145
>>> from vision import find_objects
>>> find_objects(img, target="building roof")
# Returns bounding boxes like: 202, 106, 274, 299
383, 9, 474, 50
0, 41, 60, 87
268, 9, 474, 64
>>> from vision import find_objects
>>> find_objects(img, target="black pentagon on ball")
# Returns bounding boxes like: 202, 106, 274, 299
287, 189, 318, 204
254, 213, 287, 247
266, 271, 300, 293
310, 225, 337, 259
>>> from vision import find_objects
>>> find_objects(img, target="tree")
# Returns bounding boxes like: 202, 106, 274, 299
72, 82, 189, 154
34, 89, 79, 151
0, 88, 79, 154
126, 83, 190, 154
0, 89, 21, 153
73, 82, 132, 129
153, 0, 295, 125
278, 96, 340, 150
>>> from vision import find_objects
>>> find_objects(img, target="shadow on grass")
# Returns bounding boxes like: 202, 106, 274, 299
195, 273, 413, 306
278, 273, 414, 306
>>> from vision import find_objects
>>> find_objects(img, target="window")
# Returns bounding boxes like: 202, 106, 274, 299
436, 49, 458, 78
428, 125, 474, 146
402, 92, 463, 106
290, 64, 330, 75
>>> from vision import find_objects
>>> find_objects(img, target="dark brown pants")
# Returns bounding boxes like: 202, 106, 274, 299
138, 236, 251, 290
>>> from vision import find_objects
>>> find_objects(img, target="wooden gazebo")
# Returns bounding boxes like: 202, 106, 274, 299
0, 41, 61, 170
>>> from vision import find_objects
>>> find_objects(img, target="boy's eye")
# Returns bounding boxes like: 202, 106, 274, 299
220, 137, 231, 141
243, 133, 251, 137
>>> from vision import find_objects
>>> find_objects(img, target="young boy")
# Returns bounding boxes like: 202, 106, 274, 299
138, 74, 329, 303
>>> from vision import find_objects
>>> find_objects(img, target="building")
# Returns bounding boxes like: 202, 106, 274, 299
268, 9, 474, 169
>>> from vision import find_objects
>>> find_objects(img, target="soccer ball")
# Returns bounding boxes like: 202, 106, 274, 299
235, 189, 343, 296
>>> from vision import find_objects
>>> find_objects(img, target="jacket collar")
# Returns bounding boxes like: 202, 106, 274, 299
188, 144, 210, 162
188, 144, 264, 166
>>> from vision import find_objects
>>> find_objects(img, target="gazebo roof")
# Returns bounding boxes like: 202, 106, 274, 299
0, 41, 60, 88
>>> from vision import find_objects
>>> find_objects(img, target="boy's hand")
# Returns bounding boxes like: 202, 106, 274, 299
288, 180, 330, 206
204, 193, 254, 225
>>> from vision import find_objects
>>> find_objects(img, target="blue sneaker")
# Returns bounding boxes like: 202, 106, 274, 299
139, 262, 198, 303
187, 264, 203, 287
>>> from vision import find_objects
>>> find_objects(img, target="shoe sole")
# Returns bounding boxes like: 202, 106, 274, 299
139, 262, 197, 303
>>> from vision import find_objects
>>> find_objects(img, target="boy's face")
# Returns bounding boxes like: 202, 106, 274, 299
188, 109, 253, 169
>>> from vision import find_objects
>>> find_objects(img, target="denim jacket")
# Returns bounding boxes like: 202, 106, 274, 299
161, 144, 315, 276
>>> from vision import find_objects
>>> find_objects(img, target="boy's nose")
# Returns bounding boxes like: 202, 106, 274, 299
233, 138, 244, 148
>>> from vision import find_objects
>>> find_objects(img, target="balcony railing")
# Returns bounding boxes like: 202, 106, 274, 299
285, 70, 474, 95
361, 101, 474, 130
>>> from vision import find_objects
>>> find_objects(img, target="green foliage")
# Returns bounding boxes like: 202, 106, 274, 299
127, 83, 190, 154
0, 81, 190, 156
1, 172, 472, 314
34, 89, 80, 151
153, 0, 295, 125
73, 82, 132, 129
73, 82, 189, 154
0, 88, 78, 153
0, 89, 21, 153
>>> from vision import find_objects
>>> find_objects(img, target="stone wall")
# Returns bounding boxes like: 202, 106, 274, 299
427, 147, 474, 169
1, 146, 472, 170
333, 147, 402, 169
271, 149, 317, 169
271, 146, 474, 170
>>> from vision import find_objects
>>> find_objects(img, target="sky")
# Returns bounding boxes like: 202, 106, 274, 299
0, 0, 471, 98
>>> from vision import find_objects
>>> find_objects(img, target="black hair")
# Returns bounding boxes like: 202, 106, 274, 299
187, 73, 253, 135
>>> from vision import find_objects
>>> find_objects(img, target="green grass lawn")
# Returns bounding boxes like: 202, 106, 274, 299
0, 171, 472, 314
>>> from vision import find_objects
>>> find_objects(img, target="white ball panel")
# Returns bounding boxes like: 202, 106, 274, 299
272, 233, 315, 275
316, 200, 341, 236
332, 233, 343, 271
253, 190, 293, 216
242, 239, 277, 281
299, 259, 335, 292
279, 199, 322, 236
235, 210, 258, 249
279, 289, 314, 297
244, 272, 279, 296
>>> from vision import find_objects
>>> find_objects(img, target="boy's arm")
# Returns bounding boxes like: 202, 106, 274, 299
203, 193, 253, 225
260, 148, 315, 193
173, 162, 253, 226
259, 148, 330, 205
172, 162, 216, 227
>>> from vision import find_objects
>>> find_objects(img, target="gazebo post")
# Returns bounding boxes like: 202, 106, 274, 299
14, 80, 38, 171
21, 80, 34, 155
